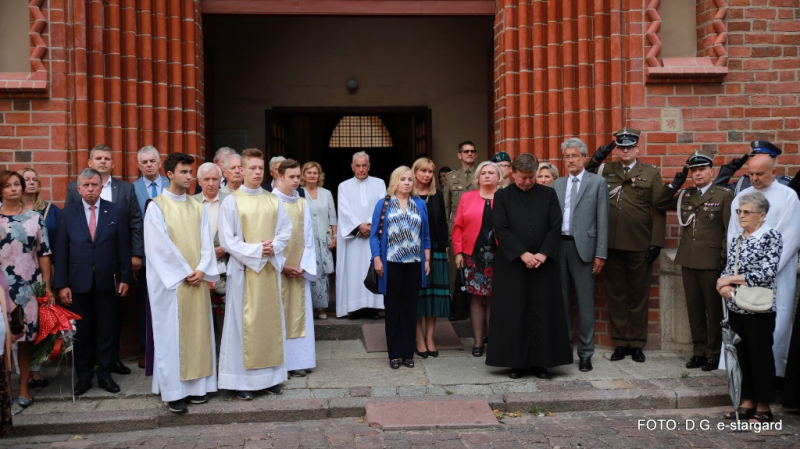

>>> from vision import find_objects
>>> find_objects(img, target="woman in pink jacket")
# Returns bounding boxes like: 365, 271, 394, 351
452, 161, 501, 357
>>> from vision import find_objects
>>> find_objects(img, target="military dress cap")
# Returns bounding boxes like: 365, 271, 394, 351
750, 140, 782, 157
686, 150, 713, 168
613, 127, 641, 147
491, 151, 511, 163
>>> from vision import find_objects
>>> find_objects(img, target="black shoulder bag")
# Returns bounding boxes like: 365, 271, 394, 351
363, 196, 391, 295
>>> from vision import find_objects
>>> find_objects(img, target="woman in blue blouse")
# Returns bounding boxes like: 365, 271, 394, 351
370, 166, 431, 370
717, 191, 782, 424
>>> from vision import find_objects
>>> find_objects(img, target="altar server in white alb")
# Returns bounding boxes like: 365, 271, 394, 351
725, 141, 800, 379
144, 153, 219, 414
272, 159, 317, 377
336, 151, 387, 318
218, 148, 292, 400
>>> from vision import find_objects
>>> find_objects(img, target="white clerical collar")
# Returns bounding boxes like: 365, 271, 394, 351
274, 189, 299, 202
163, 189, 186, 202
355, 176, 368, 183
240, 185, 262, 195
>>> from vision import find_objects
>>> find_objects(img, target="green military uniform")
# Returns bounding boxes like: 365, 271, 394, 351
585, 128, 666, 352
655, 151, 733, 368
443, 167, 478, 234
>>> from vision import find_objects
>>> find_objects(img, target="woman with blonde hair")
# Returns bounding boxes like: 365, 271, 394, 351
18, 167, 60, 389
411, 158, 449, 358
452, 161, 502, 357
370, 166, 431, 370
536, 162, 559, 187
301, 162, 337, 319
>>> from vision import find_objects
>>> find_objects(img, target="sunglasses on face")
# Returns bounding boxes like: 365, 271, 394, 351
460, 150, 477, 154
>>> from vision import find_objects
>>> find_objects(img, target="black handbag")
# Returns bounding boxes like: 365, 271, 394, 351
449, 267, 470, 321
9, 306, 24, 335
363, 195, 391, 295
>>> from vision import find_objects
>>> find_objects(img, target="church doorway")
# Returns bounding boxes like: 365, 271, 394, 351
203, 15, 494, 175
264, 107, 431, 193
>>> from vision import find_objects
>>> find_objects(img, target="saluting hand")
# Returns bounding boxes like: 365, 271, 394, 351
592, 141, 616, 163
724, 154, 750, 172
671, 166, 689, 189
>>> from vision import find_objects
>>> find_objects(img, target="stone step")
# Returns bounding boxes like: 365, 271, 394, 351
366, 399, 499, 430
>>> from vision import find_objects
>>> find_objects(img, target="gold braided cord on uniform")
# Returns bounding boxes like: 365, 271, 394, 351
233, 190, 284, 369
151, 195, 214, 381
281, 199, 307, 340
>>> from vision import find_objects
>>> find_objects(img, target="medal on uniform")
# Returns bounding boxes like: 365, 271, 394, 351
709, 213, 714, 220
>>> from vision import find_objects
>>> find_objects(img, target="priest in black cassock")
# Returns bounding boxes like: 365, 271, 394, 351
486, 153, 573, 379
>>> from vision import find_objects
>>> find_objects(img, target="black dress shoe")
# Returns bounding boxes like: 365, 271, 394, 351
415, 349, 429, 359
686, 356, 704, 369
630, 348, 646, 363
427, 350, 439, 358
168, 399, 188, 413
509, 368, 525, 379
530, 366, 548, 379
579, 357, 593, 372
74, 379, 92, 396
111, 360, 131, 375
701, 358, 718, 371
98, 377, 121, 393
610, 346, 629, 361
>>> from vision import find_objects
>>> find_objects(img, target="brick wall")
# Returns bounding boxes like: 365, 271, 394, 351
494, 0, 799, 349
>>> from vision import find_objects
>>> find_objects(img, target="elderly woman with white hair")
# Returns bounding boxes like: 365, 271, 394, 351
717, 191, 782, 424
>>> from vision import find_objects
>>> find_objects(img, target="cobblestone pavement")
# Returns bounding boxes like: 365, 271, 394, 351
3, 406, 799, 448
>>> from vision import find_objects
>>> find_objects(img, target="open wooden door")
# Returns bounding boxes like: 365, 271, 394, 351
264, 109, 287, 161
413, 108, 433, 159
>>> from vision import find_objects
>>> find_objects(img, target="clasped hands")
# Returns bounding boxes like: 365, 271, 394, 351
521, 252, 547, 269
282, 265, 305, 278
356, 223, 371, 238
261, 239, 275, 258
716, 276, 737, 300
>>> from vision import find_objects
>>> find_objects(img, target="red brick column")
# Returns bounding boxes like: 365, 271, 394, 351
493, 0, 626, 163
73, 0, 206, 179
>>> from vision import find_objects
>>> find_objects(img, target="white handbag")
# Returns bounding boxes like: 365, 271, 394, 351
731, 237, 774, 313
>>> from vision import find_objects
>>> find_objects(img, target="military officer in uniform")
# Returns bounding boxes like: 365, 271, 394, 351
713, 140, 792, 195
585, 127, 666, 363
656, 151, 733, 371
443, 141, 479, 233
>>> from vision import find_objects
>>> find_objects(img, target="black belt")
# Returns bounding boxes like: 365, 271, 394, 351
561, 235, 575, 241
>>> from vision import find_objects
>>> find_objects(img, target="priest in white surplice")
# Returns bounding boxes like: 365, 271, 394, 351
725, 150, 800, 378
218, 149, 293, 400
336, 151, 387, 318
273, 159, 317, 377
144, 153, 219, 414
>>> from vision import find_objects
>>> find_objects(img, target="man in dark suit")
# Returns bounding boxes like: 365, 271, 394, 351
55, 168, 132, 395
132, 146, 170, 369
264, 155, 304, 197
553, 138, 609, 372
66, 144, 142, 375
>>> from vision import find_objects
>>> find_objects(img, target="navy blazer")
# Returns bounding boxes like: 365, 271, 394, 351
66, 177, 143, 257
54, 199, 133, 294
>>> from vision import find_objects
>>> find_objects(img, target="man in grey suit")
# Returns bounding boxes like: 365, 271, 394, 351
132, 146, 170, 369
552, 138, 609, 372
65, 144, 144, 375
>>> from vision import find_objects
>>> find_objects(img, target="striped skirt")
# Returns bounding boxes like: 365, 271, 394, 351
417, 251, 451, 317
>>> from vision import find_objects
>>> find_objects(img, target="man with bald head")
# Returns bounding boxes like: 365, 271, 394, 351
725, 142, 800, 385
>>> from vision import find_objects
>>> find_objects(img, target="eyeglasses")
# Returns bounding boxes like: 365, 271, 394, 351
563, 154, 583, 160
735, 209, 758, 217
617, 147, 637, 152
460, 150, 477, 154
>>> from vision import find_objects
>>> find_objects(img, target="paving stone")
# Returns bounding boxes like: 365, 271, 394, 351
311, 388, 348, 399
445, 384, 494, 396
309, 358, 427, 388
591, 380, 636, 390
396, 386, 427, 397
371, 386, 398, 398
489, 382, 538, 395
366, 399, 499, 430
349, 387, 371, 397
279, 389, 314, 399
362, 322, 462, 353
329, 340, 385, 359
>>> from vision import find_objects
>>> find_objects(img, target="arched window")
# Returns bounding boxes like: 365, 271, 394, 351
329, 116, 393, 148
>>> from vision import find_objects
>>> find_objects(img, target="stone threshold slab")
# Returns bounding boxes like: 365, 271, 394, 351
362, 321, 463, 353
366, 399, 499, 430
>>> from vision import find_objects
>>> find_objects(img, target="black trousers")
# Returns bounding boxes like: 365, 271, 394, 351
72, 278, 119, 382
138, 266, 148, 352
728, 310, 776, 404
604, 249, 650, 348
384, 262, 421, 360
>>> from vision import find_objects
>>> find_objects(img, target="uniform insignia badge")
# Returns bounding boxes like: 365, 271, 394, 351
709, 213, 714, 220
687, 206, 693, 210
638, 189, 644, 196
454, 191, 459, 196
608, 173, 617, 177
703, 207, 708, 211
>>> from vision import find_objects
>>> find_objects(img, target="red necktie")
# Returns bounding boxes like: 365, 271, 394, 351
89, 205, 97, 241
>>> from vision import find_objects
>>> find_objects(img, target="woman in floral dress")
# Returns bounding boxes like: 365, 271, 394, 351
0, 171, 52, 408
452, 162, 501, 358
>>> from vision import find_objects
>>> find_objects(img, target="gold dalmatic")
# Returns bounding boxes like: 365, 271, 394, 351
151, 195, 213, 381
233, 190, 283, 369
281, 198, 306, 339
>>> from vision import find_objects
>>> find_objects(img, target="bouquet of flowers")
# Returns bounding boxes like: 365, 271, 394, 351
28, 281, 81, 366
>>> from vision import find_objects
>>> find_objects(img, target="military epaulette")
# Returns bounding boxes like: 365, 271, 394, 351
447, 169, 459, 176
643, 162, 658, 169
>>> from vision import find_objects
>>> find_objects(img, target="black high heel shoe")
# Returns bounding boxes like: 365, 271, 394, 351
415, 349, 429, 359
427, 350, 439, 358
